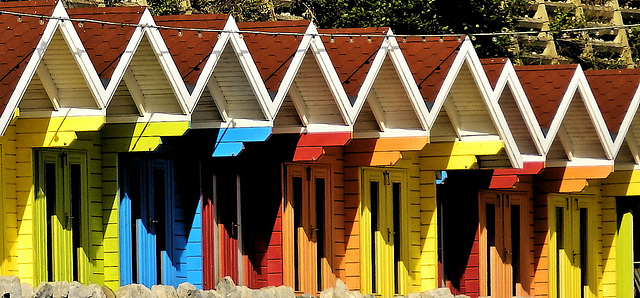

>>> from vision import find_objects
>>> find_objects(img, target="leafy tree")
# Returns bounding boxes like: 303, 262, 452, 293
290, 0, 527, 57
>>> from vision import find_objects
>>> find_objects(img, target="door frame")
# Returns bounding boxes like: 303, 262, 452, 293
360, 167, 409, 297
118, 155, 174, 286
282, 162, 333, 294
478, 190, 531, 297
34, 148, 89, 283
548, 194, 597, 298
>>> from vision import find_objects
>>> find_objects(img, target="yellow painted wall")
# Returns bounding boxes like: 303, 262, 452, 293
100, 122, 189, 290
0, 117, 188, 289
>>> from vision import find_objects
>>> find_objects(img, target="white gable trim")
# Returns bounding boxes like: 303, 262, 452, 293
427, 38, 523, 168
138, 11, 191, 115
307, 24, 353, 126
493, 60, 546, 156
187, 16, 274, 124
386, 32, 430, 131
103, 13, 146, 107
614, 81, 640, 156
542, 66, 614, 159
0, 2, 61, 134
346, 34, 389, 121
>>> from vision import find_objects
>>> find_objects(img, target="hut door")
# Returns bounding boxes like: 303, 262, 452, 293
213, 173, 244, 285
617, 197, 640, 297
362, 168, 407, 297
35, 150, 87, 283
550, 195, 594, 298
479, 191, 528, 297
120, 157, 173, 287
284, 164, 331, 294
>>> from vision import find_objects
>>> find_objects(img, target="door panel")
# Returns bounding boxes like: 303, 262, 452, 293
215, 173, 242, 284
284, 164, 331, 294
479, 191, 529, 298
35, 150, 88, 283
120, 157, 173, 288
549, 195, 595, 298
361, 168, 407, 297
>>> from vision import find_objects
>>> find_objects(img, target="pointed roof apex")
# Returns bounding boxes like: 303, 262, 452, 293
585, 68, 640, 134
480, 57, 508, 89
318, 27, 389, 99
0, 0, 57, 114
238, 20, 310, 93
396, 36, 463, 103
514, 64, 579, 129
155, 13, 229, 86
68, 7, 145, 80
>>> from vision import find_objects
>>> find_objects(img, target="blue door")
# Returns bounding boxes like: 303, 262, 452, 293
119, 155, 202, 288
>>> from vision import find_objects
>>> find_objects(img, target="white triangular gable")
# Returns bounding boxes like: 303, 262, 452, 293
187, 16, 272, 128
426, 38, 523, 168
349, 30, 430, 138
272, 24, 352, 133
0, 1, 106, 132
104, 10, 191, 123
493, 60, 546, 161
542, 67, 614, 166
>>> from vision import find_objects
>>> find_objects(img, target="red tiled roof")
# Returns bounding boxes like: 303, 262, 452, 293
480, 58, 508, 89
156, 14, 228, 86
68, 7, 144, 80
585, 68, 640, 134
0, 0, 57, 115
238, 20, 309, 93
318, 28, 387, 99
398, 36, 462, 103
514, 64, 578, 129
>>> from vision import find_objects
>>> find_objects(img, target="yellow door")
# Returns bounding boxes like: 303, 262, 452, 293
361, 168, 408, 296
479, 191, 530, 297
284, 164, 331, 294
34, 149, 88, 283
549, 195, 595, 298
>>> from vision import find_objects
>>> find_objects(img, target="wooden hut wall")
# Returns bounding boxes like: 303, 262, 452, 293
0, 117, 105, 286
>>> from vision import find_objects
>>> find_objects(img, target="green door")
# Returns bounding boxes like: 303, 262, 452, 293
34, 149, 88, 283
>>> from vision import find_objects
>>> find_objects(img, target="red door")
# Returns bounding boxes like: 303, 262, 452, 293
202, 172, 244, 288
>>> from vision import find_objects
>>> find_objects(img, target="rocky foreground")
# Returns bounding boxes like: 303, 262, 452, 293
0, 276, 467, 298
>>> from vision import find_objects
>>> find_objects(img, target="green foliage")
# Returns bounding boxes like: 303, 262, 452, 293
146, 0, 186, 15
290, 0, 526, 57
190, 0, 276, 21
547, 8, 586, 34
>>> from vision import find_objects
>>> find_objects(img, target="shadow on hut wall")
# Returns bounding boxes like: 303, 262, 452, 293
436, 170, 492, 296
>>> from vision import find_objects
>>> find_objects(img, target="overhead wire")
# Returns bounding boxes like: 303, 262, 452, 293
1, 8, 639, 39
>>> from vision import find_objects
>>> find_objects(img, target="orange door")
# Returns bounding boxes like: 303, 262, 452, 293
283, 164, 331, 294
479, 191, 530, 297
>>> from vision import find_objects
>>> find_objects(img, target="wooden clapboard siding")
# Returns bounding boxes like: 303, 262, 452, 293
603, 171, 640, 297
8, 117, 105, 286
101, 122, 189, 289
497, 89, 538, 156
353, 103, 380, 133
19, 75, 55, 113
430, 109, 458, 142
561, 95, 607, 159
191, 88, 223, 123
418, 170, 438, 290
274, 95, 303, 127
1, 124, 18, 276
38, 31, 98, 109
369, 57, 422, 130
127, 37, 182, 114
292, 51, 345, 126
343, 150, 423, 295
106, 81, 140, 117
211, 45, 265, 121
446, 65, 498, 139
532, 180, 613, 298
